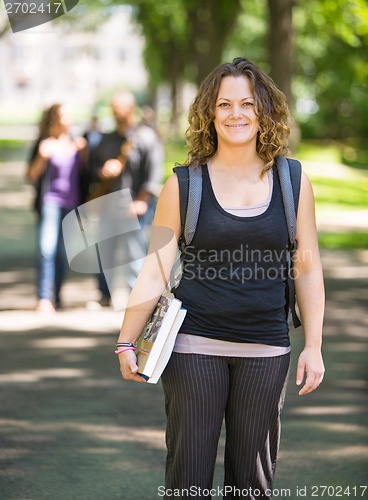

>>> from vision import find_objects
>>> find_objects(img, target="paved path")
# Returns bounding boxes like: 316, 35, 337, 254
0, 152, 367, 499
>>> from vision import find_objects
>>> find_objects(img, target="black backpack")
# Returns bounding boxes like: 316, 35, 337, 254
173, 155, 302, 328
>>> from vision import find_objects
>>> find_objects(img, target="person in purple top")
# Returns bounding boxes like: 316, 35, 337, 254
27, 103, 87, 312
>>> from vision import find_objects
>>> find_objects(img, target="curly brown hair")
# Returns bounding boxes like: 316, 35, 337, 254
185, 57, 290, 172
38, 103, 63, 138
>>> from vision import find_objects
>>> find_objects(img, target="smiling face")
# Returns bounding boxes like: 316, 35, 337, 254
213, 75, 259, 150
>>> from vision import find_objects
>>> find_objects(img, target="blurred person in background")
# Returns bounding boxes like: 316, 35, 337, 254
140, 104, 157, 129
87, 91, 164, 307
26, 104, 87, 312
84, 113, 103, 153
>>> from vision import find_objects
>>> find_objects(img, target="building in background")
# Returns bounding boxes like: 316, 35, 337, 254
0, 8, 147, 122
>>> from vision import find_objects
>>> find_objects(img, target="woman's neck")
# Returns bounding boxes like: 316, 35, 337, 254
211, 147, 265, 179
52, 132, 69, 141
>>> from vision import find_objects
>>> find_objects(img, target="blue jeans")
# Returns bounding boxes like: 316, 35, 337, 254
37, 203, 70, 304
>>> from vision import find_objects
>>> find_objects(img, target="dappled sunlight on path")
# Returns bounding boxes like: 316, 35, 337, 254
0, 152, 367, 499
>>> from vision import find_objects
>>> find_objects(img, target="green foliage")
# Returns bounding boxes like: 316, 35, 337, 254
85, 0, 243, 92
131, 0, 187, 87
294, 0, 368, 140
224, 0, 268, 65
163, 137, 187, 179
12, 0, 367, 142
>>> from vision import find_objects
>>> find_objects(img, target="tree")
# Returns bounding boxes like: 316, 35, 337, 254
267, 0, 294, 110
294, 0, 368, 140
185, 0, 242, 86
125, 0, 243, 128
227, 0, 368, 142
5, 0, 365, 141
130, 0, 187, 129
130, 0, 243, 128
225, 0, 299, 147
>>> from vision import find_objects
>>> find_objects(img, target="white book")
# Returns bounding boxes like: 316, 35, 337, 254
137, 293, 187, 384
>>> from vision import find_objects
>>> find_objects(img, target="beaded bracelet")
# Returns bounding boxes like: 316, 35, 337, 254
115, 346, 136, 355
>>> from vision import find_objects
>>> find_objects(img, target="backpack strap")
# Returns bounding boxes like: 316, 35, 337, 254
170, 165, 202, 290
184, 166, 203, 245
276, 155, 299, 251
173, 165, 203, 247
286, 157, 302, 217
276, 155, 302, 328
172, 166, 189, 236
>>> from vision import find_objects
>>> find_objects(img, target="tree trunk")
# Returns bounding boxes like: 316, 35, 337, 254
267, 0, 294, 110
168, 49, 183, 134
186, 0, 242, 86
267, 0, 299, 150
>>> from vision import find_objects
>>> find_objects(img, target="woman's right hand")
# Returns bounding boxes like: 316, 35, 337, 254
118, 350, 147, 383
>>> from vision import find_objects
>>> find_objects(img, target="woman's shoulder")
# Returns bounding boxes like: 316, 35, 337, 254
153, 172, 181, 236
161, 171, 180, 196
155, 173, 181, 215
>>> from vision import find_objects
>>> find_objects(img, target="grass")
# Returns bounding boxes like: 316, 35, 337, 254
296, 138, 368, 171
0, 139, 27, 149
296, 140, 342, 164
318, 232, 368, 249
311, 177, 368, 210
0, 140, 29, 162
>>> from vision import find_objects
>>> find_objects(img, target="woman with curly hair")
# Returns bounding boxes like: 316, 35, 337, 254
27, 104, 86, 312
116, 57, 325, 499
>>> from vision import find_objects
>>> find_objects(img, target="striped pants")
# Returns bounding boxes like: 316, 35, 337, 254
161, 352, 290, 500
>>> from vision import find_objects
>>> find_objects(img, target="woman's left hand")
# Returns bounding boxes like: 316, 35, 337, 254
296, 346, 325, 395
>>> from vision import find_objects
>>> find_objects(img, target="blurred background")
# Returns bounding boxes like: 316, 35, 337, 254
0, 1, 367, 499
1, 0, 368, 250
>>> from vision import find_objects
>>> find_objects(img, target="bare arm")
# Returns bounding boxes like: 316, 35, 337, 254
116, 173, 182, 382
140, 127, 164, 198
134, 129, 164, 213
26, 142, 49, 183
75, 136, 88, 167
293, 172, 325, 395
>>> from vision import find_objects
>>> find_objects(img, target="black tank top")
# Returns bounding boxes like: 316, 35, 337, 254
175, 164, 296, 347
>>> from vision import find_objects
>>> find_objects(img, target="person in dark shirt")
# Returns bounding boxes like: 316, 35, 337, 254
116, 58, 325, 498
88, 92, 163, 306
84, 115, 103, 150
